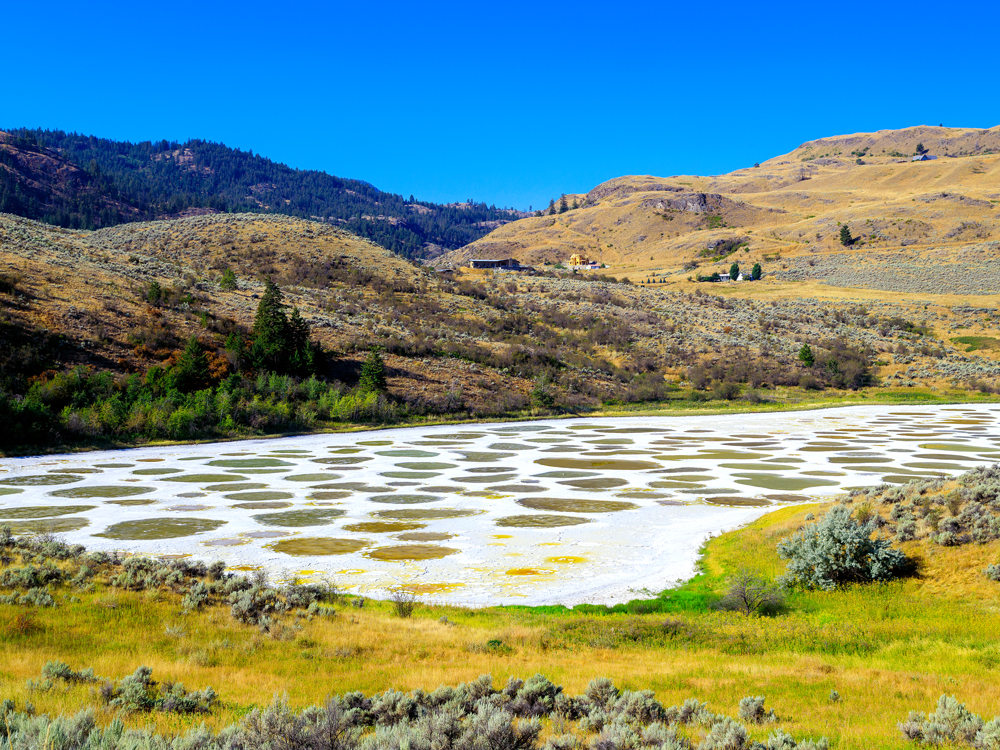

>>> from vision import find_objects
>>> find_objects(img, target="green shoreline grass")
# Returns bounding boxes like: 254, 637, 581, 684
3, 386, 997, 458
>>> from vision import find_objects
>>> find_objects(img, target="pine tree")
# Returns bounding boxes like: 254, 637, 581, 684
547, 199, 556, 216
359, 347, 388, 392
219, 268, 237, 291
799, 344, 815, 367
839, 225, 853, 246
168, 336, 210, 392
558, 195, 568, 214
751, 262, 762, 280
730, 262, 740, 280
250, 278, 289, 372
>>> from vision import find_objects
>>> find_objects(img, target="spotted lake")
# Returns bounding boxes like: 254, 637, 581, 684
2, 405, 998, 605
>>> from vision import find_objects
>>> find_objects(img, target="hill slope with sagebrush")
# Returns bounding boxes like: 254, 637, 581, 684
445, 125, 1000, 296
0, 128, 527, 257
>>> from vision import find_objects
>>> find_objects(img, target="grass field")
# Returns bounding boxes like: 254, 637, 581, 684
3, 499, 1000, 748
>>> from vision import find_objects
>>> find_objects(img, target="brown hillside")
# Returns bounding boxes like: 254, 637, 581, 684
442, 126, 1000, 297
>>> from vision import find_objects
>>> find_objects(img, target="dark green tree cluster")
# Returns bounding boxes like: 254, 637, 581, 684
2, 128, 522, 257
840, 224, 854, 246
244, 279, 317, 377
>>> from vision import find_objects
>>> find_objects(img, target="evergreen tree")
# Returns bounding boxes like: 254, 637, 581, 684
799, 344, 815, 367
167, 337, 210, 392
250, 279, 290, 372
558, 195, 568, 214
547, 199, 556, 216
839, 225, 853, 246
730, 262, 740, 280
751, 262, 762, 280
219, 268, 237, 291
359, 348, 388, 393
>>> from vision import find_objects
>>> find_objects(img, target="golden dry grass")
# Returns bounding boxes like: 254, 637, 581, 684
4, 498, 1000, 747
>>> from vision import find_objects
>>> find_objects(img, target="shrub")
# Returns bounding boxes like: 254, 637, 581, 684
898, 695, 990, 746
716, 569, 784, 616
777, 506, 908, 590
986, 564, 1000, 583
737, 695, 776, 724
390, 590, 416, 618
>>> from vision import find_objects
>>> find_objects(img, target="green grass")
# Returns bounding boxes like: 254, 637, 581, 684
951, 336, 1000, 353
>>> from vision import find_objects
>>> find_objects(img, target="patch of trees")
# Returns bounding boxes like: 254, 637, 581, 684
3, 128, 521, 257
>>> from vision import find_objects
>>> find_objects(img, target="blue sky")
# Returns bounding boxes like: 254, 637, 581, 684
3, 0, 997, 210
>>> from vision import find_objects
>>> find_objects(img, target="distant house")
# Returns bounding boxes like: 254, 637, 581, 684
912, 154, 938, 161
469, 258, 522, 270
468, 258, 532, 273
718, 272, 731, 282
569, 253, 600, 270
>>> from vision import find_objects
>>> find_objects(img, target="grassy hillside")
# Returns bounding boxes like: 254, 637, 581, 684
443, 126, 1000, 298
3, 210, 1000, 452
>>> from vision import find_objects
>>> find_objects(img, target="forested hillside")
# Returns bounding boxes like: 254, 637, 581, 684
0, 128, 525, 257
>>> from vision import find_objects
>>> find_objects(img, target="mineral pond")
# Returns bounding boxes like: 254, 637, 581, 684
2, 404, 999, 606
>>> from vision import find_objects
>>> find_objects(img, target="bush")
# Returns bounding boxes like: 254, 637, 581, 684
986, 564, 1000, 583
737, 695, 776, 724
716, 569, 784, 616
777, 506, 909, 590
390, 590, 416, 618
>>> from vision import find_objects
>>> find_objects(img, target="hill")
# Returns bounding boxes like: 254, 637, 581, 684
443, 126, 1000, 296
0, 128, 528, 257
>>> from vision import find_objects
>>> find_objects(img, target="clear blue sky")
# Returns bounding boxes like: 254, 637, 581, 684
3, 0, 997, 210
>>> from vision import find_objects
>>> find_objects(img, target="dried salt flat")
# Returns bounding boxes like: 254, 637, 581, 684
2, 404, 999, 607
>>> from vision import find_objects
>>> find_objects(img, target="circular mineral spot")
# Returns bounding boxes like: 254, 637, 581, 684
506, 567, 555, 575
224, 491, 294, 501
766, 494, 811, 503
243, 530, 291, 539
650, 480, 706, 489
533, 470, 599, 479
430, 432, 487, 440
516, 497, 639, 513
208, 458, 295, 468
557, 477, 629, 490
5, 518, 90, 534
136, 458, 165, 462
704, 497, 772, 507
97, 517, 226, 540
459, 473, 518, 484
309, 491, 352, 500
380, 471, 442, 479
535, 458, 661, 471
204, 482, 269, 492
204, 537, 249, 547
342, 521, 427, 533
368, 494, 443, 505
375, 449, 440, 458
132, 468, 184, 475
253, 509, 347, 527
0, 474, 83, 487
545, 556, 586, 564
47, 467, 102, 474
312, 457, 373, 465
496, 514, 591, 528
270, 449, 312, 454
395, 531, 456, 542
488, 483, 548, 493
49, 485, 155, 498
168, 504, 212, 511
456, 451, 517, 462
364, 544, 458, 561
372, 508, 483, 520
159, 474, 249, 483
488, 442, 535, 451
734, 475, 840, 491
828, 456, 893, 464
95, 463, 133, 468
395, 582, 464, 594
396, 462, 457, 470
270, 537, 370, 556
232, 501, 294, 509
0, 505, 95, 519
235, 468, 294, 475
283, 473, 342, 483
106, 498, 158, 506
0, 488, 24, 496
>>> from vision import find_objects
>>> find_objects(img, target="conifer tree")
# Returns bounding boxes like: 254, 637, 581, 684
839, 225, 853, 246
751, 262, 762, 280
251, 279, 290, 372
799, 344, 815, 367
558, 195, 568, 214
359, 347, 388, 393
730, 262, 740, 280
